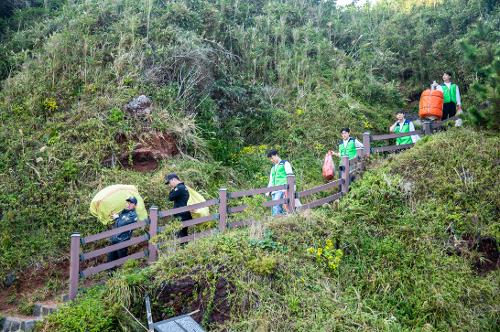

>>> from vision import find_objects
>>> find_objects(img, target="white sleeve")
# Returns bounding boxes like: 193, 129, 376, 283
409, 121, 420, 143
436, 85, 443, 92
354, 139, 364, 149
284, 161, 293, 175
456, 85, 461, 106
268, 168, 273, 187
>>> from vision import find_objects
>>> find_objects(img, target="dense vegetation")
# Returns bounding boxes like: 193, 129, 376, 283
0, 0, 498, 329
41, 130, 500, 331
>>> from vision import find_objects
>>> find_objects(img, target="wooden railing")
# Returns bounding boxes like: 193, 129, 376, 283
68, 118, 459, 300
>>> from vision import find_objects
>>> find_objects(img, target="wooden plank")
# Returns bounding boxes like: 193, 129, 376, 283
83, 220, 147, 244
371, 130, 422, 141
300, 192, 343, 210
181, 214, 218, 228
228, 204, 247, 214
230, 184, 287, 199
262, 198, 287, 207
297, 179, 342, 198
81, 234, 149, 261
81, 250, 147, 278
158, 199, 218, 218
372, 143, 413, 153
227, 220, 253, 229
177, 228, 218, 244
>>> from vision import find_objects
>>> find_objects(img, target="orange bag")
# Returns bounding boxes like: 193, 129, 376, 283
322, 153, 335, 181
419, 89, 443, 120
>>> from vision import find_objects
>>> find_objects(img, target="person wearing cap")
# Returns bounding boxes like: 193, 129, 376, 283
107, 196, 138, 262
165, 173, 191, 238
266, 149, 293, 216
389, 111, 420, 145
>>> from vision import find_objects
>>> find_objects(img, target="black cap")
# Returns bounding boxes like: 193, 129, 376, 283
266, 149, 278, 158
126, 196, 138, 205
165, 173, 180, 182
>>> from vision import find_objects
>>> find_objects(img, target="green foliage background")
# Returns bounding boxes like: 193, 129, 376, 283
0, 1, 498, 328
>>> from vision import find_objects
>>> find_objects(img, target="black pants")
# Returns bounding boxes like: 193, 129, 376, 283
108, 246, 128, 262
442, 102, 456, 120
176, 213, 191, 238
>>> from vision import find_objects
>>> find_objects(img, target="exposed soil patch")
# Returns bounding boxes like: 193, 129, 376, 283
104, 132, 179, 172
154, 274, 234, 325
448, 234, 499, 274
468, 235, 499, 274
0, 260, 68, 314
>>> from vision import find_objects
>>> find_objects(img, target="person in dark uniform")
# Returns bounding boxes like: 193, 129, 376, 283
165, 173, 191, 238
108, 196, 138, 262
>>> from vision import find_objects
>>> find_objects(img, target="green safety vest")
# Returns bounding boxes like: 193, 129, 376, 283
271, 160, 289, 186
338, 138, 357, 160
441, 83, 457, 104
394, 120, 413, 145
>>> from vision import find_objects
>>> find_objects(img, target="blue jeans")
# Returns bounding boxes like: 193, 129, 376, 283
271, 191, 286, 216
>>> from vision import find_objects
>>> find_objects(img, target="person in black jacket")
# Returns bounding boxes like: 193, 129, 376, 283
108, 196, 138, 262
165, 173, 191, 238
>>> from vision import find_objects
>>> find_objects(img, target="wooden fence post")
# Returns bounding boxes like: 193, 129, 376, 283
218, 188, 227, 232
341, 156, 350, 194
357, 148, 365, 173
423, 121, 432, 135
148, 206, 158, 264
287, 175, 296, 213
68, 233, 81, 301
363, 132, 371, 157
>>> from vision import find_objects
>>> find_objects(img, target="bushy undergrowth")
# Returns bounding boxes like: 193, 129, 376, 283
41, 131, 499, 331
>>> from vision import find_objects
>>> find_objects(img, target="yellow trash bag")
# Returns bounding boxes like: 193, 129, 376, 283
89, 184, 148, 225
186, 186, 210, 219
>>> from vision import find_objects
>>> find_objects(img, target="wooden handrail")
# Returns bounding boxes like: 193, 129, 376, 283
158, 214, 219, 232
372, 143, 414, 153
262, 198, 288, 207
81, 234, 149, 261
71, 118, 453, 300
82, 220, 147, 244
177, 228, 218, 244
371, 130, 422, 141
158, 199, 218, 218
297, 179, 343, 198
228, 204, 247, 214
229, 184, 287, 198
81, 250, 147, 278
299, 192, 343, 210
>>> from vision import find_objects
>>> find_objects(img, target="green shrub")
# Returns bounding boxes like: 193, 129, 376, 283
41, 288, 115, 332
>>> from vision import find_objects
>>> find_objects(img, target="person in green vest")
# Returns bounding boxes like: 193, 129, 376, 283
330, 127, 364, 160
329, 128, 364, 179
389, 111, 420, 145
432, 71, 463, 120
266, 149, 293, 216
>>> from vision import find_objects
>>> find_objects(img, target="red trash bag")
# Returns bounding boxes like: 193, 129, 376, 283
322, 153, 335, 181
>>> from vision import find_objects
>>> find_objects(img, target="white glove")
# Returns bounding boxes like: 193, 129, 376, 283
112, 213, 119, 220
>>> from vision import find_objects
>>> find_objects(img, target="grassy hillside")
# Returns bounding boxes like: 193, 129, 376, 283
0, 0, 498, 316
40, 129, 499, 331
